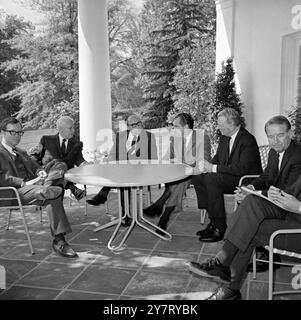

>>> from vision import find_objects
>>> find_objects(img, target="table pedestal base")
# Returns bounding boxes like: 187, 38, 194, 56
93, 188, 172, 250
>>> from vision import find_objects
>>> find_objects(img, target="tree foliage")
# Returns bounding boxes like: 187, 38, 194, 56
208, 57, 246, 144
0, 13, 32, 119
0, 0, 79, 132
139, 0, 216, 128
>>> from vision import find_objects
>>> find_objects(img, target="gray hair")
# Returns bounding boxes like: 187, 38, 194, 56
56, 116, 74, 130
218, 108, 242, 127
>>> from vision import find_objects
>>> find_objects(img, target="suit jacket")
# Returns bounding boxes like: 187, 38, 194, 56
0, 144, 40, 188
32, 133, 85, 169
252, 140, 301, 193
212, 127, 262, 177
171, 129, 211, 166
108, 130, 158, 162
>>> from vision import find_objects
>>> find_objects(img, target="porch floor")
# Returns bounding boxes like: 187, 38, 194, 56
0, 186, 299, 300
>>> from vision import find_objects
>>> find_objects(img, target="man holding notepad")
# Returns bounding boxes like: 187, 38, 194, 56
188, 115, 301, 300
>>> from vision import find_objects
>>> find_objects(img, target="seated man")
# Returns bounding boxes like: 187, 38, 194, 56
86, 114, 158, 207
29, 116, 88, 200
188, 115, 301, 299
143, 113, 211, 233
192, 108, 262, 242
0, 117, 77, 258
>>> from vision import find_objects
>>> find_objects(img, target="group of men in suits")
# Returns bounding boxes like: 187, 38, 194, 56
188, 115, 301, 300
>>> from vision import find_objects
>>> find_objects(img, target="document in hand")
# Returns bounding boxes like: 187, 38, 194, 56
240, 186, 300, 214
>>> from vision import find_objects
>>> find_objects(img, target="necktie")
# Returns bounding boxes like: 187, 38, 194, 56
61, 139, 67, 155
129, 135, 140, 157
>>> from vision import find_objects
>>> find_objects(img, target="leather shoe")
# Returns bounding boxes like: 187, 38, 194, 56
206, 286, 241, 300
52, 240, 78, 258
188, 258, 231, 282
121, 216, 132, 226
71, 187, 86, 201
143, 203, 163, 217
86, 194, 107, 206
34, 186, 63, 200
247, 248, 281, 273
199, 227, 224, 242
196, 222, 215, 237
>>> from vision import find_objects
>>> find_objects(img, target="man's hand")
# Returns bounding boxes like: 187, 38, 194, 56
234, 187, 246, 203
267, 186, 281, 201
37, 170, 47, 179
274, 191, 301, 213
198, 160, 213, 173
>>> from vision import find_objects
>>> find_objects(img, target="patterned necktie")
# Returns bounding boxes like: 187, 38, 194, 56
61, 139, 67, 155
130, 135, 140, 157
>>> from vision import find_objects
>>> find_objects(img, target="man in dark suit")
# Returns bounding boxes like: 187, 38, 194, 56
86, 114, 158, 206
188, 115, 301, 300
143, 113, 211, 233
0, 117, 78, 258
29, 116, 88, 200
192, 108, 262, 242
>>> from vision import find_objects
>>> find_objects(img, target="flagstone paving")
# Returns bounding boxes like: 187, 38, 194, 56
0, 186, 300, 300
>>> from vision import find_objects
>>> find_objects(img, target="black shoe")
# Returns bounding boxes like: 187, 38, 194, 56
143, 203, 163, 217
121, 216, 132, 227
188, 258, 231, 282
247, 248, 281, 273
86, 194, 107, 206
199, 227, 224, 242
196, 222, 214, 237
206, 286, 241, 300
52, 240, 78, 258
71, 187, 86, 201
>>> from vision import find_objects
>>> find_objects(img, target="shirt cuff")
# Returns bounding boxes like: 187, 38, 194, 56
212, 165, 217, 173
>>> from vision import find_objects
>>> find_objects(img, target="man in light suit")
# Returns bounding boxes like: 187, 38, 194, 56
0, 117, 77, 258
143, 113, 211, 233
86, 114, 158, 207
192, 108, 262, 242
29, 116, 88, 200
188, 115, 301, 300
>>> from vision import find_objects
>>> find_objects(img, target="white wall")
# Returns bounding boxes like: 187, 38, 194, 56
216, 0, 301, 144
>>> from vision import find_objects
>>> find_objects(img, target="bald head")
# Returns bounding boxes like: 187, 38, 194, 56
56, 116, 75, 139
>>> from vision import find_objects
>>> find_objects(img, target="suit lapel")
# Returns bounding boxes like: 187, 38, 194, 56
0, 145, 19, 174
55, 134, 61, 152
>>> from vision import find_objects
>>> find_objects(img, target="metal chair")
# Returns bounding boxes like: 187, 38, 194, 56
0, 186, 43, 255
252, 228, 301, 300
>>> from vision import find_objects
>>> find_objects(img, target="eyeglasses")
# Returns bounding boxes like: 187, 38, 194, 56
128, 121, 142, 127
3, 130, 24, 136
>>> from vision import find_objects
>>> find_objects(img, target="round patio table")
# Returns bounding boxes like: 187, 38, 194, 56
65, 161, 193, 250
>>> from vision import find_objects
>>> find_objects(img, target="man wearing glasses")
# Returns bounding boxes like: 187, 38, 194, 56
86, 114, 157, 213
0, 117, 78, 258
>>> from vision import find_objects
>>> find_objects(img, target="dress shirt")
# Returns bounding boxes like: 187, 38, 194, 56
59, 135, 68, 149
278, 151, 284, 171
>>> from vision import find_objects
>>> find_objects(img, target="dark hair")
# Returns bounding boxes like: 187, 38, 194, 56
0, 117, 22, 131
174, 113, 194, 129
264, 115, 291, 133
218, 108, 242, 127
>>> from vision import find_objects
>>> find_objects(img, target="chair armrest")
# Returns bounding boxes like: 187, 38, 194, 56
0, 186, 23, 207
268, 229, 301, 257
238, 175, 260, 186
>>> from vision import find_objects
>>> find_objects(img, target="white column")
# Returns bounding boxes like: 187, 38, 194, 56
78, 0, 112, 156
215, 0, 234, 72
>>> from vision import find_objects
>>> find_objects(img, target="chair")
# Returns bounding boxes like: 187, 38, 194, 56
0, 186, 43, 255
200, 145, 270, 224
252, 228, 301, 300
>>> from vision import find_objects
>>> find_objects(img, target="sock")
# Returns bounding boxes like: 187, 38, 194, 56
216, 239, 238, 267
54, 233, 66, 243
